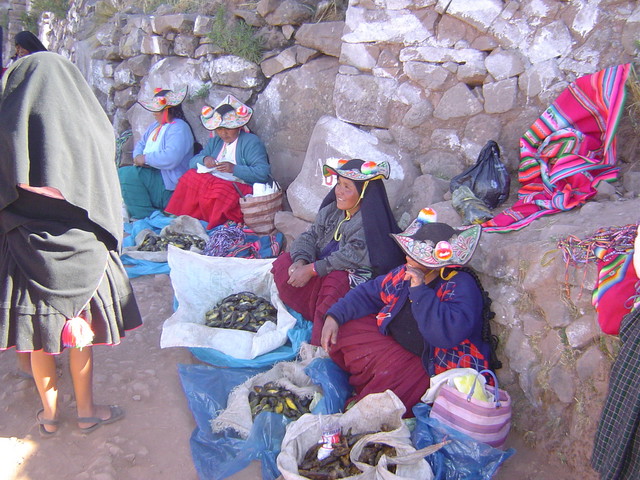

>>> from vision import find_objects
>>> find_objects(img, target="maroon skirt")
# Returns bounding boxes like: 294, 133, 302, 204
329, 314, 430, 417
272, 253, 350, 345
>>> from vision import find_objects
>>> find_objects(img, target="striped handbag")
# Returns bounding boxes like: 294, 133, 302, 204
430, 369, 511, 448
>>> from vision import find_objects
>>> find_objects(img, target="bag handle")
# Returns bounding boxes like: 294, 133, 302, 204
467, 368, 501, 407
456, 353, 481, 370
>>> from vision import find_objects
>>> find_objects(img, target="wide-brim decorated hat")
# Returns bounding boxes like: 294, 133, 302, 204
201, 95, 253, 130
322, 159, 390, 182
391, 208, 482, 268
138, 86, 188, 112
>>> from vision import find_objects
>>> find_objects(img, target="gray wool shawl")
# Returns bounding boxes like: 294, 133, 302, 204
0, 52, 123, 318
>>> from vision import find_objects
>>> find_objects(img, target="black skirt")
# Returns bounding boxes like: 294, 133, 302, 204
0, 193, 142, 354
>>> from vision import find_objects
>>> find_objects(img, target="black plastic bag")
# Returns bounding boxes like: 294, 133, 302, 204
450, 140, 510, 209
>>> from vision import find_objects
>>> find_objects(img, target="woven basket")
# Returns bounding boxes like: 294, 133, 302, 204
239, 190, 283, 235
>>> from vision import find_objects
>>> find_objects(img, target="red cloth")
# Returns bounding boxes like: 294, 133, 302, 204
165, 169, 253, 229
272, 253, 350, 345
329, 315, 430, 417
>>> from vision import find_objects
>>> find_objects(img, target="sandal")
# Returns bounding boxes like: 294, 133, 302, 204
36, 409, 60, 438
77, 405, 125, 434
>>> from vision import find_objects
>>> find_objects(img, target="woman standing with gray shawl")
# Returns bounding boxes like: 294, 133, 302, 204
0, 52, 142, 435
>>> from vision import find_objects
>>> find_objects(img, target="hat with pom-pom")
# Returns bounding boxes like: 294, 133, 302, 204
391, 208, 481, 268
322, 159, 390, 182
138, 86, 188, 112
201, 95, 253, 130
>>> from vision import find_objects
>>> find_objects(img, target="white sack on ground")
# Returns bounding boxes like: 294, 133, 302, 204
160, 246, 297, 359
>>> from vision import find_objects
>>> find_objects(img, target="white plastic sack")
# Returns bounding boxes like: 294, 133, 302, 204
277, 390, 434, 480
160, 246, 297, 359
212, 347, 324, 438
122, 215, 209, 262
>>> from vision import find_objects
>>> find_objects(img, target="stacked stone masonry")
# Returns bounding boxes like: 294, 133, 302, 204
18, 0, 640, 474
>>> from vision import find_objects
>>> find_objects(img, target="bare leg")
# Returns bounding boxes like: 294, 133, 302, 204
16, 351, 32, 376
31, 350, 59, 433
69, 347, 113, 428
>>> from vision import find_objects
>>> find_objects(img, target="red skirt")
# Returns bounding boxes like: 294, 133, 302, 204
165, 169, 253, 229
330, 315, 430, 417
272, 253, 350, 346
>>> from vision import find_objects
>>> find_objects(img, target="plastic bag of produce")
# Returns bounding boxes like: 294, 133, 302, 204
161, 246, 297, 359
277, 390, 438, 480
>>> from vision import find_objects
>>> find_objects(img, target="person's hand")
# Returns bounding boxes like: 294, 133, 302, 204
287, 263, 315, 288
203, 156, 216, 168
287, 260, 306, 277
321, 316, 340, 353
133, 154, 146, 167
404, 266, 433, 287
216, 161, 235, 173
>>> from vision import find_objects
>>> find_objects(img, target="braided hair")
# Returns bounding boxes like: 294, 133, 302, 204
452, 266, 503, 370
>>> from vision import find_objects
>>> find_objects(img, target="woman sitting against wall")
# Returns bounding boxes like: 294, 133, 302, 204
321, 209, 500, 414
271, 159, 405, 345
118, 87, 194, 220
165, 95, 271, 229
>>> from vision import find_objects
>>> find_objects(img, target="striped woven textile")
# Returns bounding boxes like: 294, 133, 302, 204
483, 63, 631, 233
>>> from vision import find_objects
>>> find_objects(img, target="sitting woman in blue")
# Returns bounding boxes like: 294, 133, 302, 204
119, 87, 194, 220
321, 208, 500, 415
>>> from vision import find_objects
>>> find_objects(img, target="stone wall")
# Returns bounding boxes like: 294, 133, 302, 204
39, 0, 640, 473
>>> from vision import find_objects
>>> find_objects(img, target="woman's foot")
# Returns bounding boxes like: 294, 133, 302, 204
77, 405, 125, 433
36, 409, 60, 437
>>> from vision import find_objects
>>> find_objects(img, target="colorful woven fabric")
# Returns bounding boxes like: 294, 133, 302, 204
483, 63, 630, 232
557, 224, 639, 334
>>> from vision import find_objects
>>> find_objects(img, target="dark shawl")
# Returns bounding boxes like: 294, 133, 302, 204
321, 177, 405, 276
0, 52, 122, 318
14, 31, 47, 54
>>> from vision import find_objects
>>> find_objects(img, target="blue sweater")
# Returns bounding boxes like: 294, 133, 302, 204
326, 266, 491, 376
133, 119, 194, 190
189, 130, 270, 185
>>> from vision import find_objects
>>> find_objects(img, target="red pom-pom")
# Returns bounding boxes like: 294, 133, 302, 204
61, 317, 94, 349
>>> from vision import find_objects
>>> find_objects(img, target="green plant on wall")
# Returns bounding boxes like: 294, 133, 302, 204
31, 0, 70, 18
21, 12, 39, 33
208, 5, 263, 64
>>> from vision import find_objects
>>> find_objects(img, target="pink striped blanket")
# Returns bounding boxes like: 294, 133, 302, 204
483, 63, 631, 232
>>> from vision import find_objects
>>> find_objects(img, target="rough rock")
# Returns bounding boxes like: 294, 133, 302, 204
252, 57, 339, 189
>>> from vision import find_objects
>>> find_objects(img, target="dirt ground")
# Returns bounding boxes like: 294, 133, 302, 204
0, 274, 595, 480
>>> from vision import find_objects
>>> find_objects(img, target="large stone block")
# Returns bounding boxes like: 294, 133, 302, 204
340, 43, 380, 71
151, 14, 196, 35
287, 116, 419, 222
114, 86, 138, 109
334, 73, 397, 128
295, 21, 345, 58
174, 34, 199, 57
483, 78, 518, 114
485, 48, 525, 80
437, 0, 502, 32
403, 62, 450, 91
252, 57, 340, 189
343, 5, 430, 44
113, 62, 137, 90
259, 0, 314, 26
140, 36, 170, 56
207, 55, 264, 89
433, 83, 483, 120
526, 20, 574, 65
127, 55, 153, 77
